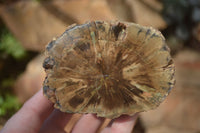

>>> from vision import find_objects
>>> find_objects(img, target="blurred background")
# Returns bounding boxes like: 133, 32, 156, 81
0, 0, 200, 132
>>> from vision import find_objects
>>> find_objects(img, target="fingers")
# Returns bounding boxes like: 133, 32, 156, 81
22, 89, 54, 122
1, 89, 54, 133
71, 113, 138, 133
1, 87, 139, 133
72, 114, 104, 133
101, 113, 139, 133
39, 109, 73, 133
64, 114, 82, 133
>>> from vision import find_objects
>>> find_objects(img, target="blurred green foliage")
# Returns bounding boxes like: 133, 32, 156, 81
0, 20, 38, 120
0, 92, 21, 117
0, 78, 21, 117
0, 21, 26, 119
0, 31, 26, 60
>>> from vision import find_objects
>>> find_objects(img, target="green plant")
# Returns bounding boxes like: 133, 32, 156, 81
0, 92, 21, 117
0, 32, 26, 59
0, 78, 21, 117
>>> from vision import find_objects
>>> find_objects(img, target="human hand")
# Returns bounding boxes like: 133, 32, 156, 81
0, 89, 138, 133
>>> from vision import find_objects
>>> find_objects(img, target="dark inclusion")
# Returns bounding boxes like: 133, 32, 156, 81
160, 45, 169, 51
69, 96, 84, 108
43, 85, 56, 99
76, 42, 90, 51
113, 22, 126, 40
145, 29, 151, 37
43, 57, 55, 69
43, 86, 49, 94
46, 40, 55, 51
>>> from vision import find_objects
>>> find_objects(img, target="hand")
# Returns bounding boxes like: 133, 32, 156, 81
0, 89, 138, 133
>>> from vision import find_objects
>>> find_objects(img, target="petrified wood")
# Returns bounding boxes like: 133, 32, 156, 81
43, 21, 175, 118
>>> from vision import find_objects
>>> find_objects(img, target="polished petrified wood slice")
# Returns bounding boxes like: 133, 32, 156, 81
43, 21, 175, 118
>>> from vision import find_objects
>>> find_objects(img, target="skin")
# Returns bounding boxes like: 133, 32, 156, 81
0, 89, 138, 133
